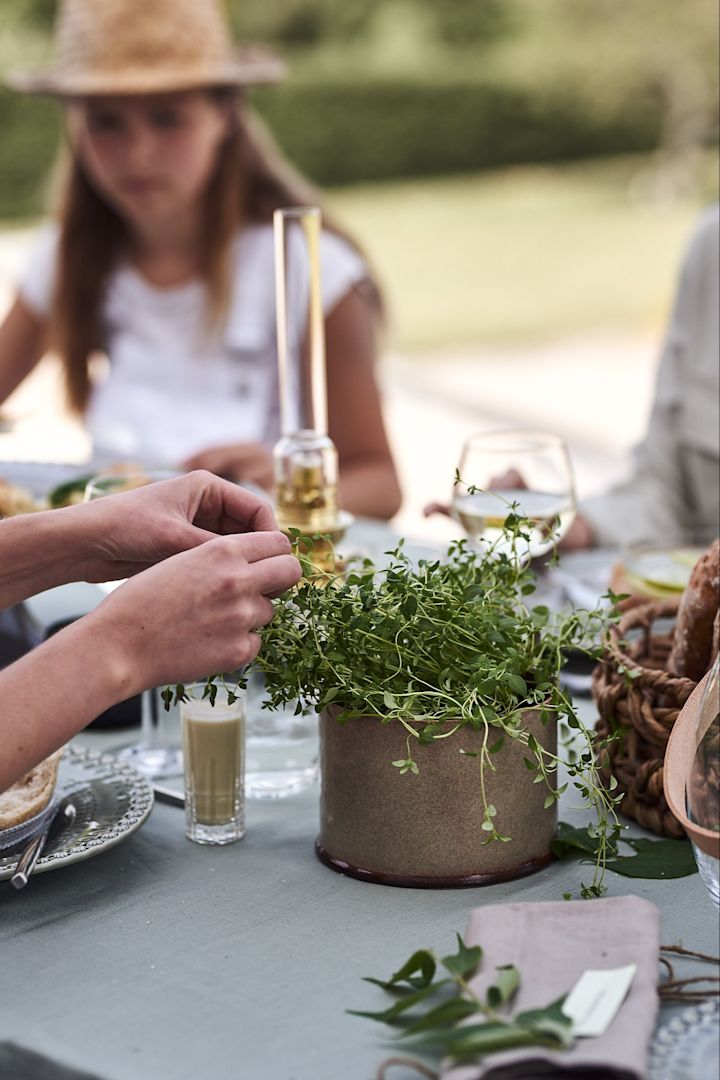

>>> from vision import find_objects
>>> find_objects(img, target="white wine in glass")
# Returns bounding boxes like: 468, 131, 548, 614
452, 430, 577, 559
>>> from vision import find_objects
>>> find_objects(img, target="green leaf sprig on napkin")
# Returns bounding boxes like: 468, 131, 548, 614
349, 934, 573, 1064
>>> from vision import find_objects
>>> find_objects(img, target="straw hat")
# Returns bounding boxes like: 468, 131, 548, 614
7, 0, 286, 97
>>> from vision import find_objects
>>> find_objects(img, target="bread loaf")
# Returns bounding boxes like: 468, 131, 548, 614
0, 749, 63, 830
668, 539, 720, 681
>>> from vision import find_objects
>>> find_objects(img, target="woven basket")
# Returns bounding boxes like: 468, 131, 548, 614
592, 600, 698, 837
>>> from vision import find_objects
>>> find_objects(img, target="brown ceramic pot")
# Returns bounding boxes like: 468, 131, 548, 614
316, 705, 557, 887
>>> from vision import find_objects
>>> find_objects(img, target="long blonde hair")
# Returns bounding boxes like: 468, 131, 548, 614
50, 92, 380, 414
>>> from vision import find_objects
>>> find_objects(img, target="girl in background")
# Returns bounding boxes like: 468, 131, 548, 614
0, 0, 401, 520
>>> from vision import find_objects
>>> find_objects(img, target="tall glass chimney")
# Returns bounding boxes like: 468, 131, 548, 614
272, 207, 339, 535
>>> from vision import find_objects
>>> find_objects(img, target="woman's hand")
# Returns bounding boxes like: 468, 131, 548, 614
423, 470, 528, 522
68, 469, 277, 582
0, 470, 280, 609
91, 530, 302, 693
0, 530, 301, 788
182, 443, 274, 491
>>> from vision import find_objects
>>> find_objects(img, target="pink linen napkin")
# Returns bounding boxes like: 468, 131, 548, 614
442, 896, 660, 1080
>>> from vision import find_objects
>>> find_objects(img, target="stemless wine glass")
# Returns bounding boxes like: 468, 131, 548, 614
452, 429, 577, 559
83, 468, 183, 778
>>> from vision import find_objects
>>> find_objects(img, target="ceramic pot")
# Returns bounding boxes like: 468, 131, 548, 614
316, 706, 557, 887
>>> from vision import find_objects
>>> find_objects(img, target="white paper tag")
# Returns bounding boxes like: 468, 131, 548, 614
561, 964, 637, 1037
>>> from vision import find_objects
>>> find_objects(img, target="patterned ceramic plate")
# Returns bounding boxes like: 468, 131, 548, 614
648, 999, 720, 1080
0, 745, 153, 881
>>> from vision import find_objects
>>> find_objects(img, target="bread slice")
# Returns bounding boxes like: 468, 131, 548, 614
0, 749, 64, 831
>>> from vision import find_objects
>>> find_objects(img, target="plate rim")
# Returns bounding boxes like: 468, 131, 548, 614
648, 998, 720, 1079
0, 745, 154, 881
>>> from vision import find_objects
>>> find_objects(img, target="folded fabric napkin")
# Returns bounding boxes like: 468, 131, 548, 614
442, 896, 660, 1080
0, 796, 58, 854
0, 1042, 106, 1080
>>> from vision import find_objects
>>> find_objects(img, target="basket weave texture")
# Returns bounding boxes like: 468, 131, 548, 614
592, 600, 698, 838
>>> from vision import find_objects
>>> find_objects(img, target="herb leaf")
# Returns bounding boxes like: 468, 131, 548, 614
486, 964, 521, 1010
348, 980, 447, 1024
441, 933, 483, 979
365, 949, 437, 991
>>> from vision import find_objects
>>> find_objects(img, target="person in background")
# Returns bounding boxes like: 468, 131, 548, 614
0, 471, 301, 793
0, 0, 401, 521
423, 205, 719, 549
564, 204, 719, 549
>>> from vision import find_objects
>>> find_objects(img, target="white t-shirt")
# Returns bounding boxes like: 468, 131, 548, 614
19, 223, 367, 464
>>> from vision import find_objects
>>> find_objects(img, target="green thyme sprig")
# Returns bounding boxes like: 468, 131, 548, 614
162, 671, 246, 711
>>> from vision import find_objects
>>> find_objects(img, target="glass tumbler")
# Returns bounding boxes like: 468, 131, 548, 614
181, 683, 246, 845
244, 667, 319, 799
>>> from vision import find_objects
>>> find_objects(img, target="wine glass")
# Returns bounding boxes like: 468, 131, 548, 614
83, 468, 183, 778
452, 430, 576, 559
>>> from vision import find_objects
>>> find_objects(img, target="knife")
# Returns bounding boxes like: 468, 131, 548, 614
11, 801, 77, 890
152, 783, 185, 808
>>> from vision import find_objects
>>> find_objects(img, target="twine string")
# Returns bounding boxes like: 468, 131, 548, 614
659, 943, 720, 1001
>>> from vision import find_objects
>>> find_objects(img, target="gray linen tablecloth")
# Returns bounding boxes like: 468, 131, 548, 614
0, 473, 717, 1079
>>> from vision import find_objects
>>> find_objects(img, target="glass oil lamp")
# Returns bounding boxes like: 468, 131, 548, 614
272, 207, 352, 573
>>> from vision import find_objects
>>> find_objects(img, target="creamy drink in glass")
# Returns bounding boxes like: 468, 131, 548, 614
181, 684, 246, 845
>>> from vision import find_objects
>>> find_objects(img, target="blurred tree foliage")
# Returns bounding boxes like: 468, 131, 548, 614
0, 0, 716, 218
223, 0, 517, 48
8, 0, 56, 28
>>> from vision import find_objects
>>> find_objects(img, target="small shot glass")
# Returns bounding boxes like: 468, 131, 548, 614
180, 683, 246, 845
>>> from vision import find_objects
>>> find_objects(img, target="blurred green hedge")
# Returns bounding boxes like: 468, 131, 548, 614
0, 77, 666, 220
0, 89, 61, 219
255, 77, 664, 185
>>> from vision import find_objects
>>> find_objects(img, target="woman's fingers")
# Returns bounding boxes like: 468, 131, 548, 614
182, 446, 239, 475
96, 532, 300, 692
247, 553, 302, 597
488, 468, 526, 490
423, 501, 452, 518
182, 444, 274, 490
229, 530, 292, 564
183, 470, 277, 534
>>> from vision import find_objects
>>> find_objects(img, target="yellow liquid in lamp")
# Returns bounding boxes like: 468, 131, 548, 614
275, 460, 338, 533
274, 436, 349, 575
276, 467, 339, 574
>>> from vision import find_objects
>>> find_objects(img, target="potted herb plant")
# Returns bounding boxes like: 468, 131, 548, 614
250, 516, 619, 893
